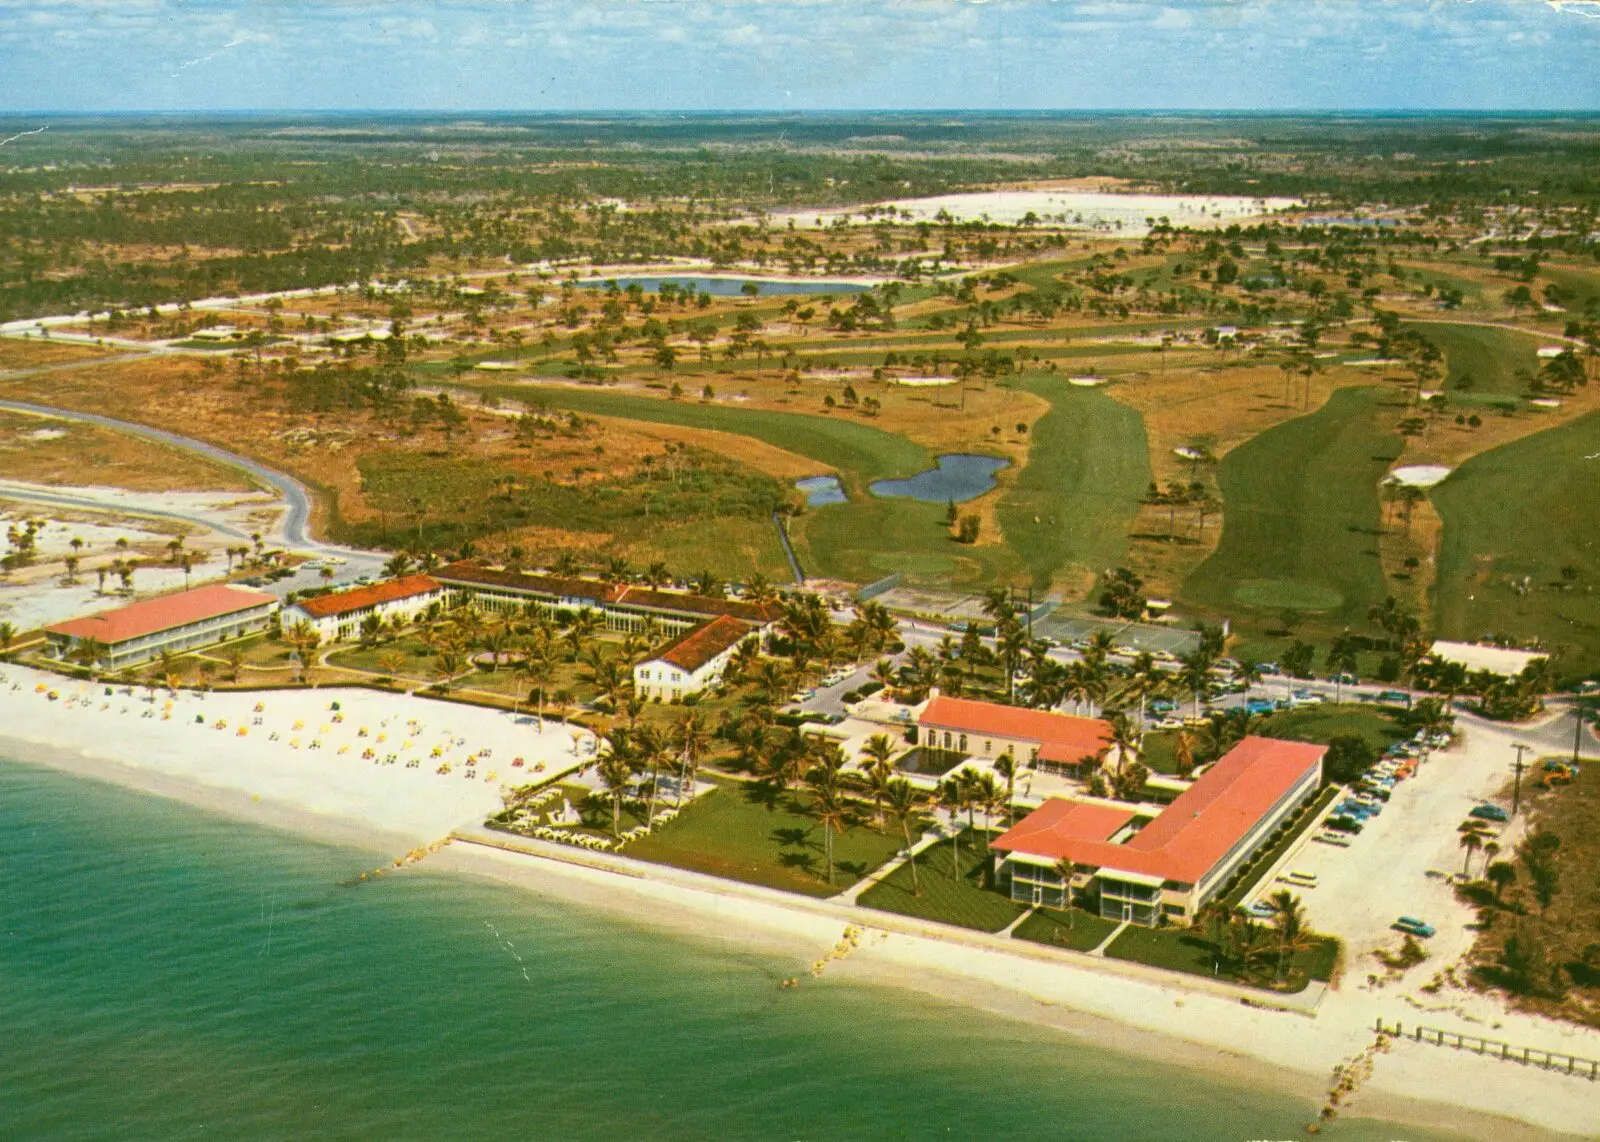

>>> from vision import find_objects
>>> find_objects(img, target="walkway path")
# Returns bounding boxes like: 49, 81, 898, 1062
830, 829, 942, 904
1089, 920, 1129, 957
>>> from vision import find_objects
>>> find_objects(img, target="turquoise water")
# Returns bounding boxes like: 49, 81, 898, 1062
869, 453, 1009, 503
796, 475, 847, 506
0, 757, 1464, 1140
576, 276, 866, 297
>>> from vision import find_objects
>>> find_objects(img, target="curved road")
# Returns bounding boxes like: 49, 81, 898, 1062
0, 398, 386, 596
0, 482, 254, 541
0, 398, 317, 545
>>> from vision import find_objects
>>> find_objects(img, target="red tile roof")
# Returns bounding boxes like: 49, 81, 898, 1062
994, 736, 1325, 885
45, 584, 278, 646
920, 695, 1112, 762
292, 574, 441, 619
994, 799, 1135, 854
434, 561, 782, 624
646, 614, 753, 674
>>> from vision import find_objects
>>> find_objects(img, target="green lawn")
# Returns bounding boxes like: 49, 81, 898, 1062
856, 832, 1027, 932
1012, 906, 1122, 952
1104, 922, 1339, 992
996, 376, 1151, 592
1183, 386, 1401, 629
619, 515, 793, 584
1140, 730, 1181, 774
1257, 704, 1406, 752
1430, 408, 1600, 680
1403, 321, 1541, 397
326, 636, 440, 680
623, 778, 904, 898
478, 381, 930, 484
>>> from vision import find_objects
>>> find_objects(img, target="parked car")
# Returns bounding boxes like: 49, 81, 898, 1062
1289, 690, 1323, 707
1278, 870, 1319, 888
1326, 816, 1364, 834
1246, 698, 1276, 716
1469, 804, 1510, 823
1315, 832, 1353, 848
1376, 690, 1411, 706
1150, 698, 1179, 715
1393, 916, 1436, 938
1246, 900, 1279, 919
1257, 661, 1282, 675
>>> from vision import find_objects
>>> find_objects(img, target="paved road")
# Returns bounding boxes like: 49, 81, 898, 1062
0, 398, 319, 543
0, 482, 254, 541
0, 398, 387, 593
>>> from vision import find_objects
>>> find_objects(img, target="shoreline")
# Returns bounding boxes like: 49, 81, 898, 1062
0, 665, 1593, 1140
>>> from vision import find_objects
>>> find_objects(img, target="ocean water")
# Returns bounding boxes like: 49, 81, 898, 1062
0, 757, 1464, 1141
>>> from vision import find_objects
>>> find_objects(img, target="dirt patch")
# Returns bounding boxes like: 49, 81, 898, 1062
0, 408, 251, 492
0, 339, 115, 371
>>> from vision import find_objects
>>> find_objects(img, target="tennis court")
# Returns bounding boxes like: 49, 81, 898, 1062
1033, 613, 1202, 656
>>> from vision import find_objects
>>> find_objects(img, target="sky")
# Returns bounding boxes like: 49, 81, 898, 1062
1, 0, 1599, 113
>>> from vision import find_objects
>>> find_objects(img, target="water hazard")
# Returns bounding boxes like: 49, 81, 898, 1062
796, 475, 846, 506
869, 453, 1008, 503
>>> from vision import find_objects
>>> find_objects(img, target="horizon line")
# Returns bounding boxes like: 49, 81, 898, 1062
5, 107, 1600, 118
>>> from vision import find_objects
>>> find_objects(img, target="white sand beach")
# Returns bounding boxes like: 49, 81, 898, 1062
0, 664, 593, 846
1, 661, 1595, 1139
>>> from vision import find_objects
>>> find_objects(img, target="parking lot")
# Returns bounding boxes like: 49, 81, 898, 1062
1242, 715, 1535, 967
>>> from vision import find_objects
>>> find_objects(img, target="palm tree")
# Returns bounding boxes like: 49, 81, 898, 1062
937, 776, 967, 877
1106, 709, 1142, 780
1052, 857, 1081, 918
972, 770, 1002, 848
0, 620, 15, 658
1460, 826, 1485, 879
596, 749, 635, 838
871, 658, 898, 694
71, 636, 109, 672
885, 778, 924, 897
993, 749, 1018, 821
806, 765, 847, 886
673, 710, 711, 804
1267, 889, 1313, 984
1177, 646, 1214, 720
1326, 630, 1360, 703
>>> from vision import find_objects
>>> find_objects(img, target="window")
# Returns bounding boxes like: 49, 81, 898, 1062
959, 734, 968, 752
984, 740, 991, 754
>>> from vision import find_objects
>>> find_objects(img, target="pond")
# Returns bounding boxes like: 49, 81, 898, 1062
895, 746, 968, 777
796, 475, 847, 507
575, 276, 868, 297
869, 453, 1008, 504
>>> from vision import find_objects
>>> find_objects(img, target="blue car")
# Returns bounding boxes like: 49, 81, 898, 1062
1469, 804, 1509, 823
1394, 916, 1436, 938
1245, 698, 1276, 716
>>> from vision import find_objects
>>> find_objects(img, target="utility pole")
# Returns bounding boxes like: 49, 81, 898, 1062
1575, 699, 1593, 766
1511, 742, 1532, 817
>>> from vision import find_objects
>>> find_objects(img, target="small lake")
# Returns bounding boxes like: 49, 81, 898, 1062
796, 475, 847, 507
869, 453, 1008, 504
576, 276, 868, 297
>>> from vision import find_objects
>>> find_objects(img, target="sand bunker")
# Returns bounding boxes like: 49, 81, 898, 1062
1387, 465, 1452, 488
